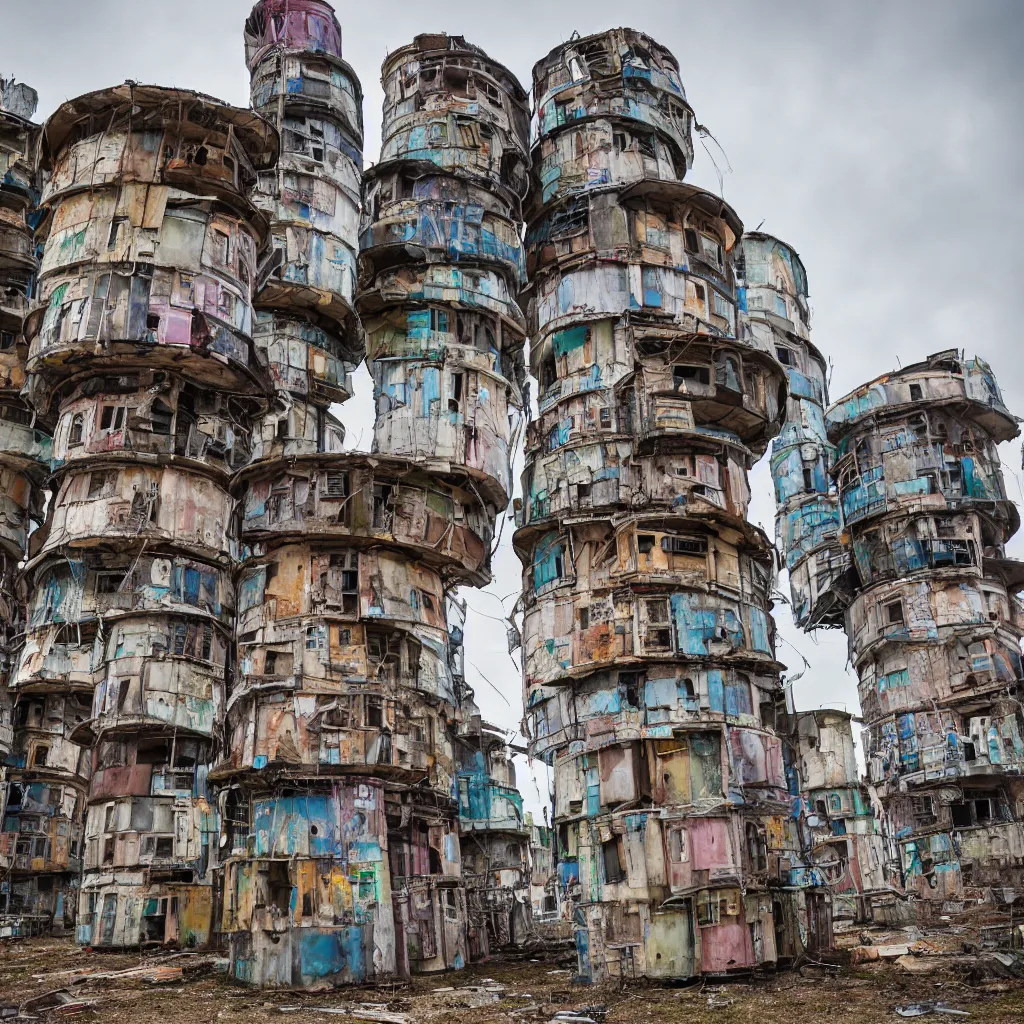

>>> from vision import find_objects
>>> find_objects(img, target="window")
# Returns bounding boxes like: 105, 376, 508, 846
372, 484, 392, 529
212, 230, 231, 266
32, 746, 49, 767
88, 470, 118, 498
578, 606, 589, 630
150, 399, 173, 435
950, 790, 1005, 828
775, 347, 796, 366
697, 890, 723, 926
444, 888, 458, 921
107, 217, 127, 250
662, 536, 708, 555
885, 601, 905, 626
699, 234, 723, 268
366, 697, 384, 729
673, 364, 710, 388
99, 405, 126, 432
668, 828, 687, 863
324, 472, 349, 498
95, 571, 127, 595
909, 383, 923, 401
637, 534, 656, 555
68, 414, 84, 446
746, 823, 767, 872
911, 795, 937, 826
602, 838, 625, 883
646, 599, 670, 623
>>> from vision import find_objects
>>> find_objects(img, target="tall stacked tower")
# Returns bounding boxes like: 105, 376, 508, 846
516, 30, 820, 983
358, 33, 529, 976
0, 78, 58, 933
18, 84, 276, 948
737, 234, 847, 628
827, 352, 1024, 903
214, 1, 392, 988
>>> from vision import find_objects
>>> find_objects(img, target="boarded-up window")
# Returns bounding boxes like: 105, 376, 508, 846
598, 746, 638, 807
690, 733, 723, 799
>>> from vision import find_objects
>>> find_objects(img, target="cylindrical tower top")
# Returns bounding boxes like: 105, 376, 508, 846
244, 0, 343, 68
531, 28, 694, 177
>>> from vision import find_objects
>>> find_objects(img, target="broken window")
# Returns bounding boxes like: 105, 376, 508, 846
372, 484, 393, 529
602, 838, 625, 883
150, 399, 173, 435
643, 599, 672, 650
884, 600, 905, 626
950, 789, 1006, 828
911, 795, 937, 826
673, 364, 710, 389
746, 823, 767, 872
715, 354, 741, 391
94, 571, 127, 595
68, 414, 84, 446
366, 697, 384, 729
99, 405, 126, 433
775, 347, 796, 367
696, 889, 723, 926
637, 534, 655, 555
211, 229, 231, 267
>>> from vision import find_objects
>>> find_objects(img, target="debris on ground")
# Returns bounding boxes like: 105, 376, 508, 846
0, 936, 1020, 1024
896, 1004, 971, 1018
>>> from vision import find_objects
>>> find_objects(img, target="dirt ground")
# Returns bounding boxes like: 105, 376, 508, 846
0, 939, 1022, 1024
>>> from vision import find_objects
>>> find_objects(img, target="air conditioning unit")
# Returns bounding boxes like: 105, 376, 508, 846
969, 717, 992, 764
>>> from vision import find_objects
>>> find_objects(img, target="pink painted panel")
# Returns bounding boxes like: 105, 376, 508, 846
689, 817, 734, 871
701, 918, 754, 973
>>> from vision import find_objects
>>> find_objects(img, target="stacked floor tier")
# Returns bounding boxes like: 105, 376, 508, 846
517, 29, 834, 982
16, 82, 276, 948
358, 32, 530, 977
826, 351, 1024, 901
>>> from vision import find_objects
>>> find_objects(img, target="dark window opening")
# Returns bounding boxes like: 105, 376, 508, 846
673, 364, 710, 388
602, 839, 625, 883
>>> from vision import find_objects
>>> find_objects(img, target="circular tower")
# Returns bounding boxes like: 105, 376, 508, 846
517, 29, 806, 983
215, 1, 394, 989
357, 33, 529, 977
20, 83, 276, 948
0, 77, 58, 932
827, 351, 1024, 902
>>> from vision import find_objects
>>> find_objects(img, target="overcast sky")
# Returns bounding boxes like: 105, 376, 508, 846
6, 0, 1024, 817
